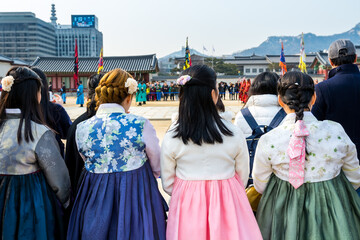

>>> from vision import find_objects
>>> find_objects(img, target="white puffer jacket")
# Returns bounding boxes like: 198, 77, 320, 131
234, 94, 283, 137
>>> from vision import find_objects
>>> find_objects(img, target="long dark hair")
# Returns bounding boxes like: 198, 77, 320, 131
0, 67, 44, 143
87, 72, 106, 117
174, 65, 233, 145
31, 67, 57, 130
248, 72, 279, 97
277, 71, 314, 122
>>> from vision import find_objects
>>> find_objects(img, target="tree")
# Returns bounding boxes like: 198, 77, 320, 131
268, 62, 280, 72
204, 58, 239, 75
170, 67, 182, 75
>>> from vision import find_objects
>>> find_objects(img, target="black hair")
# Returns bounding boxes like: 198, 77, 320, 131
216, 95, 225, 112
330, 53, 356, 66
31, 67, 57, 131
277, 71, 315, 122
173, 65, 233, 145
248, 72, 279, 97
87, 72, 106, 117
0, 67, 44, 143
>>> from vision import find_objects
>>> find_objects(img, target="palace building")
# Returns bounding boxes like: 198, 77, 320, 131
31, 54, 159, 91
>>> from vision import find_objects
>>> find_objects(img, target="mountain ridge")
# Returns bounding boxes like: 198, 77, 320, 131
233, 23, 360, 56
159, 23, 360, 63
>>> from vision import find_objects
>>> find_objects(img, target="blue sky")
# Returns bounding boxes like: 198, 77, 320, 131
2, 0, 360, 57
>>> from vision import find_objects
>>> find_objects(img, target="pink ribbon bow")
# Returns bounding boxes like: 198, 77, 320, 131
287, 120, 309, 189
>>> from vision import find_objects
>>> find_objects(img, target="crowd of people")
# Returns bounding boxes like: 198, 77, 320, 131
0, 39, 360, 240
134, 81, 180, 105
218, 78, 252, 102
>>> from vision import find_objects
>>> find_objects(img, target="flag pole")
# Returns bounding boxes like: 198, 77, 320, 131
74, 38, 79, 87
212, 45, 214, 69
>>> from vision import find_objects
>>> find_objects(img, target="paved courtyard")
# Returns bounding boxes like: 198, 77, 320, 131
64, 98, 243, 121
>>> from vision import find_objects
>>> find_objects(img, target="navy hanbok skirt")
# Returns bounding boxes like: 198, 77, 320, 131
67, 161, 168, 240
0, 171, 65, 240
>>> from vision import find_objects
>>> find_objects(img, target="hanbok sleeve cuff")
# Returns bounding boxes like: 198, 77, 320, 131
253, 136, 273, 194
35, 130, 71, 207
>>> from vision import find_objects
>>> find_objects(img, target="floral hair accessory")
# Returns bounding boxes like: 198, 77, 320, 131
1, 76, 15, 92
177, 75, 191, 86
125, 78, 138, 94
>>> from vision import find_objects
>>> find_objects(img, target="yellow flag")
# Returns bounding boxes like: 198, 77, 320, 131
298, 33, 307, 73
97, 48, 104, 74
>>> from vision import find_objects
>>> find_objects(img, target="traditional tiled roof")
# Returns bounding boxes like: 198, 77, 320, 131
0, 55, 12, 63
31, 54, 159, 73
355, 45, 360, 56
266, 54, 316, 66
314, 52, 331, 67
225, 55, 269, 65
12, 59, 30, 66
0, 55, 29, 65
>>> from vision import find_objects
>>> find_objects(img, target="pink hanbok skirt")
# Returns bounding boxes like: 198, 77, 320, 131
166, 174, 262, 240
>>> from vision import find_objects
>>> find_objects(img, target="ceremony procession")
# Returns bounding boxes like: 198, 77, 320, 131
1, 0, 360, 239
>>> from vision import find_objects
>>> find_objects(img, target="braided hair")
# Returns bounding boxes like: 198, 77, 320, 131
87, 72, 106, 117
95, 69, 133, 110
277, 71, 315, 122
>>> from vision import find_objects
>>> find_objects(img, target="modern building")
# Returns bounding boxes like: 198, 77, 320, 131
0, 12, 56, 63
31, 54, 159, 91
51, 5, 103, 58
224, 55, 269, 76
0, 6, 103, 63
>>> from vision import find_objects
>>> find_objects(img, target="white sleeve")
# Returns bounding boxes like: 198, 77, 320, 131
143, 120, 161, 178
234, 111, 242, 129
234, 132, 250, 187
160, 134, 177, 196
252, 136, 273, 194
340, 131, 360, 189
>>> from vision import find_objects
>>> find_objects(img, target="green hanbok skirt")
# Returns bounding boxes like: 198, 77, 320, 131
256, 172, 360, 240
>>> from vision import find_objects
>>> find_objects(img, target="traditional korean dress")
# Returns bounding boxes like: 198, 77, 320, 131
140, 83, 147, 103
0, 109, 71, 240
161, 119, 262, 240
60, 85, 66, 104
76, 83, 84, 106
253, 112, 360, 240
136, 83, 147, 104
67, 103, 167, 240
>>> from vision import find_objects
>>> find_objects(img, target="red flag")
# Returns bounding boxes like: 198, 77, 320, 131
74, 38, 79, 87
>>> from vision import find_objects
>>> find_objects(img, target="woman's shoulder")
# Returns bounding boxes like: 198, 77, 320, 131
49, 102, 70, 118
219, 111, 234, 122
30, 121, 52, 139
221, 119, 244, 138
124, 113, 148, 125
312, 119, 347, 135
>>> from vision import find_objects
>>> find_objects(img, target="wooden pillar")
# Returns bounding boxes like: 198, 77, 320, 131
57, 75, 61, 90
70, 77, 75, 90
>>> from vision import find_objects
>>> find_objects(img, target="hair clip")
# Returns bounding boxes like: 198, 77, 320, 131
294, 82, 299, 86
177, 75, 191, 86
1, 76, 15, 92
125, 78, 138, 94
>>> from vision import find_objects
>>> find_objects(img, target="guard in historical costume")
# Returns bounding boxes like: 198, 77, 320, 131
60, 82, 67, 104
76, 81, 84, 107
